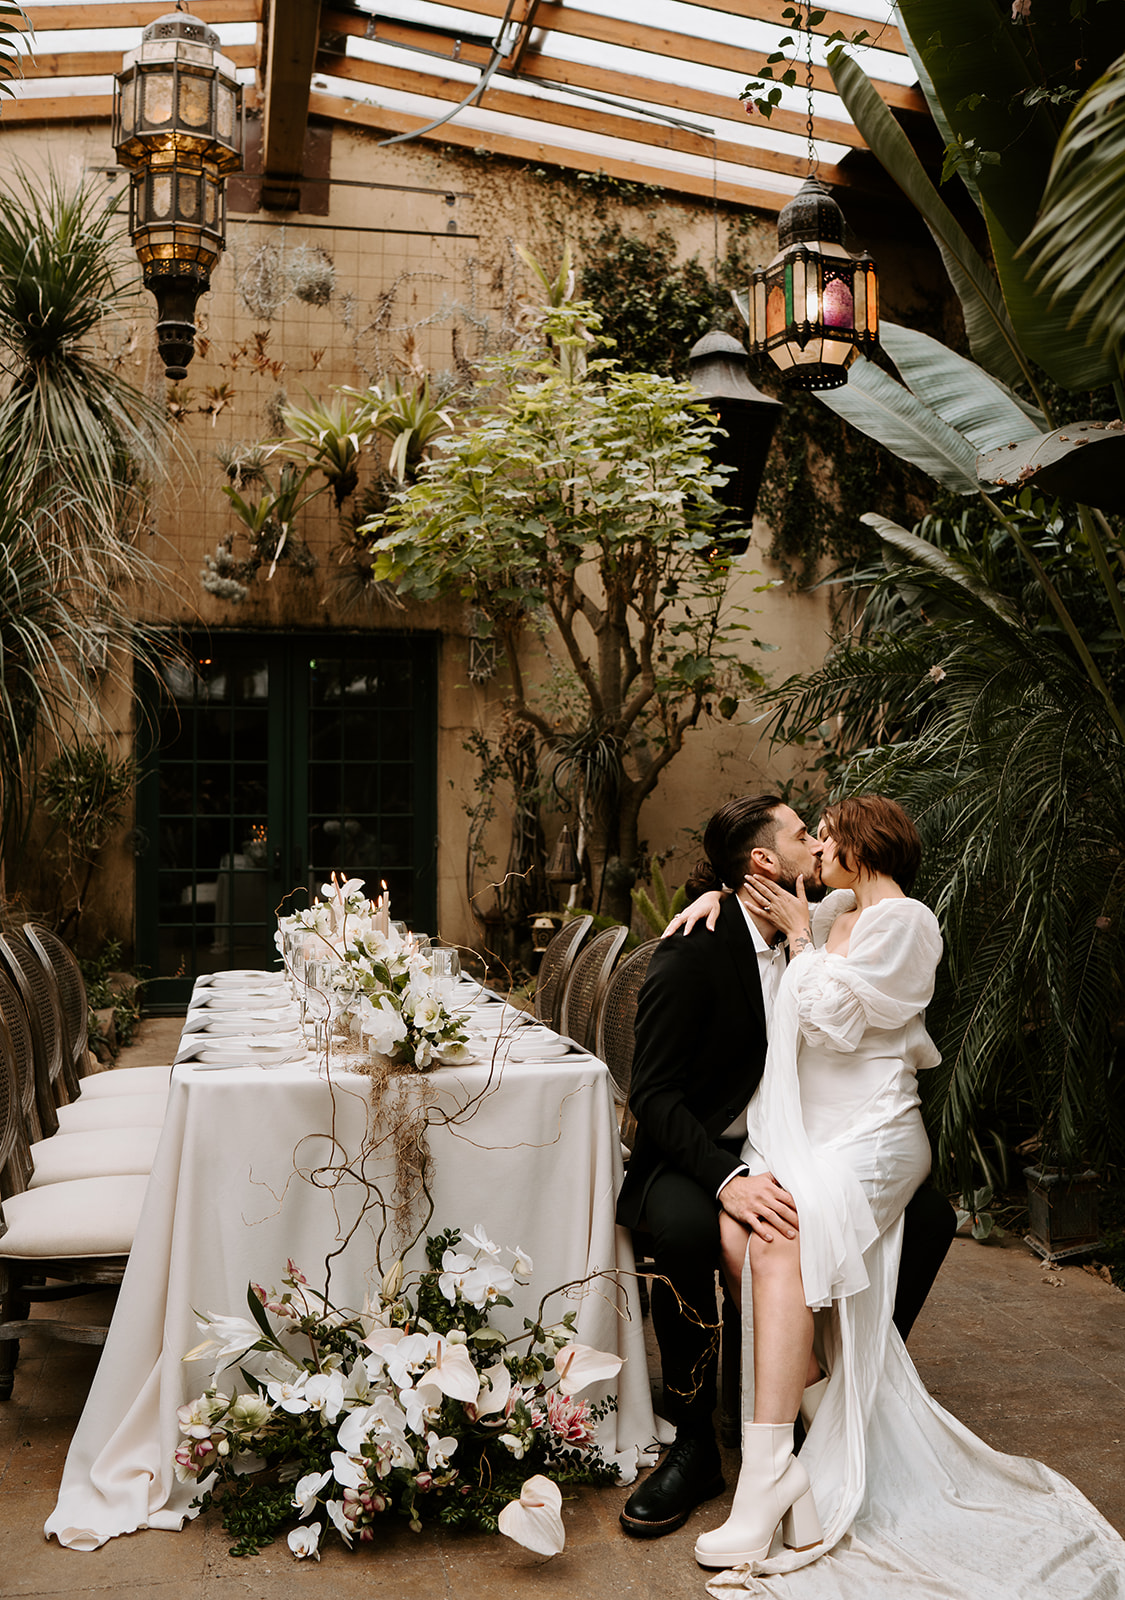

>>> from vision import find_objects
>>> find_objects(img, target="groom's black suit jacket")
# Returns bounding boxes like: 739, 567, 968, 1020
616, 895, 768, 1230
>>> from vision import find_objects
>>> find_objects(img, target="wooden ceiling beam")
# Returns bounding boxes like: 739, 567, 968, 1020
19, 44, 257, 79
319, 2, 919, 107
316, 49, 873, 191
310, 87, 796, 211
319, 11, 866, 149
260, 0, 321, 197
506, 0, 542, 74
24, 1, 260, 28
673, 0, 906, 54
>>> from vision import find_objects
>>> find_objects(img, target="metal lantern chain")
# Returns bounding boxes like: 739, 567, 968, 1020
804, 2, 818, 176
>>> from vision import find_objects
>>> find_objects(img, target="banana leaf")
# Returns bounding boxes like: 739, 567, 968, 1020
814, 354, 980, 493
828, 47, 1028, 393
878, 323, 1046, 451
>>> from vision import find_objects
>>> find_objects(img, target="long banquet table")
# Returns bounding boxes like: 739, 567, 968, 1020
45, 974, 660, 1550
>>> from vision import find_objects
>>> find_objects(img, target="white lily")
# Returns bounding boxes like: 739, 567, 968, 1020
182, 1312, 263, 1367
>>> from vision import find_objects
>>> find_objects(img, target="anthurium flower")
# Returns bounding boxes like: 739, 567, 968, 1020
497, 1475, 565, 1556
553, 1341, 624, 1395
472, 1362, 511, 1417
427, 1337, 480, 1403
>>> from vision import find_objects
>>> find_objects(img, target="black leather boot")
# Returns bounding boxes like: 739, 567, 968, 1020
619, 1432, 725, 1538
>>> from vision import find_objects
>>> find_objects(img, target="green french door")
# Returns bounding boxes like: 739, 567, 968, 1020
136, 633, 438, 1009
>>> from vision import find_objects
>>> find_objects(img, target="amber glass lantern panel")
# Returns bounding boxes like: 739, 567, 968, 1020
178, 69, 212, 130
140, 67, 175, 128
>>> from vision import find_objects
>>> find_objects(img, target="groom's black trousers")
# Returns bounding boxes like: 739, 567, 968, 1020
643, 1155, 957, 1438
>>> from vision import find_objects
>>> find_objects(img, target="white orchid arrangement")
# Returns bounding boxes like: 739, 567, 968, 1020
277, 879, 468, 1071
176, 1225, 623, 1559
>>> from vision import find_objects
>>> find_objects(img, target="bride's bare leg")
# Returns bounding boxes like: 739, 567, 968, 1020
719, 1212, 751, 1311
748, 1230, 815, 1423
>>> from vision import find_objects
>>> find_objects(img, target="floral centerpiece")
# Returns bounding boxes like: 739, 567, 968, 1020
176, 1225, 625, 1559
278, 878, 469, 1071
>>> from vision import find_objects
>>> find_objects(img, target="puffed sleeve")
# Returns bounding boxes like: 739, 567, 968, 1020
792, 899, 942, 1053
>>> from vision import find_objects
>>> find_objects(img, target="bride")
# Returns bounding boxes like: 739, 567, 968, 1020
678, 795, 1125, 1597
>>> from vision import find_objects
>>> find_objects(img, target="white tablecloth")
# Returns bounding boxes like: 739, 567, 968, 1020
45, 1010, 658, 1549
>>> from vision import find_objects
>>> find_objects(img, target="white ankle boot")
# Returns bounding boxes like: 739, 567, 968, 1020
693, 1421, 822, 1569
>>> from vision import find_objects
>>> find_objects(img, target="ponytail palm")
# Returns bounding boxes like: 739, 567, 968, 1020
0, 168, 178, 885
0, 169, 172, 583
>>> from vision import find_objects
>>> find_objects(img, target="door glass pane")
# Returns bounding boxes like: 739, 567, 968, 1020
138, 635, 436, 1004
150, 649, 271, 978
306, 652, 422, 923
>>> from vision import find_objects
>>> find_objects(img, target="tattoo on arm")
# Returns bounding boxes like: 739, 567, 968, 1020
789, 930, 813, 955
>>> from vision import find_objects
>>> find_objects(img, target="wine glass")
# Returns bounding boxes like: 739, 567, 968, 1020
430, 946, 461, 1006
303, 957, 333, 1061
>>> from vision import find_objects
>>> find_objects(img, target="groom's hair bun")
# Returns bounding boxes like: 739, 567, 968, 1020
822, 795, 922, 891
685, 795, 784, 903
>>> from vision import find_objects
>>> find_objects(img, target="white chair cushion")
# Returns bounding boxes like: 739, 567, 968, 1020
29, 1126, 160, 1187
0, 1175, 147, 1257
77, 1065, 171, 1099
55, 1092, 166, 1133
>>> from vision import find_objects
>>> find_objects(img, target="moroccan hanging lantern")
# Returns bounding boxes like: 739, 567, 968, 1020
113, 9, 243, 379
742, 5, 879, 391
744, 177, 878, 390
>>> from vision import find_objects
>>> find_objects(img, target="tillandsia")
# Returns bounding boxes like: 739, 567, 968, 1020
176, 1227, 624, 1558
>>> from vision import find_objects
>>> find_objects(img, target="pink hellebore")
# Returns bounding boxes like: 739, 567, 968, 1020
552, 1341, 623, 1396
497, 1474, 566, 1557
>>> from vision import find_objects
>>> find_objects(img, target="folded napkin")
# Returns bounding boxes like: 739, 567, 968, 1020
176, 1030, 304, 1064
181, 1008, 300, 1034
190, 990, 288, 1011
194, 970, 288, 989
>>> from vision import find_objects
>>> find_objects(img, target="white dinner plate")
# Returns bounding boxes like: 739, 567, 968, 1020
201, 969, 286, 986
506, 1038, 575, 1061
195, 1015, 298, 1036
194, 991, 287, 1010
195, 1042, 306, 1066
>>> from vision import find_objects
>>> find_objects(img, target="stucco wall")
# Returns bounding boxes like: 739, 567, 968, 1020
0, 115, 950, 957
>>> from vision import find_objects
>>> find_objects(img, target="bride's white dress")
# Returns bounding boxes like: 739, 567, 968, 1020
707, 893, 1125, 1599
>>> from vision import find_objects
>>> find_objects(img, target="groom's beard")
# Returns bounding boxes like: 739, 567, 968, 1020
777, 867, 826, 903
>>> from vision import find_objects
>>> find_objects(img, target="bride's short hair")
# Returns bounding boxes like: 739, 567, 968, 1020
822, 796, 922, 892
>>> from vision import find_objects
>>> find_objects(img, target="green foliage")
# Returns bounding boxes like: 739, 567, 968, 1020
631, 860, 687, 939
0, 169, 174, 574
0, 171, 176, 883
1024, 48, 1125, 376
362, 288, 768, 921
40, 742, 136, 938
769, 498, 1125, 1181
79, 939, 142, 1053
0, 2, 27, 101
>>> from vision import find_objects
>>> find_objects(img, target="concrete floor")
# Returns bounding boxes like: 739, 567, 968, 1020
3, 1017, 1124, 1597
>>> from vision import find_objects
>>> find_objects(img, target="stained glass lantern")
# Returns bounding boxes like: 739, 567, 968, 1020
745, 177, 878, 391
113, 11, 243, 379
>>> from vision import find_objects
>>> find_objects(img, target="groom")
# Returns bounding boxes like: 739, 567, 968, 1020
615, 794, 956, 1539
